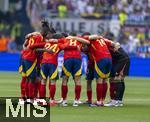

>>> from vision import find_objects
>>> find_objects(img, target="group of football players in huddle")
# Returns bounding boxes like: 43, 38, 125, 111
19, 20, 130, 107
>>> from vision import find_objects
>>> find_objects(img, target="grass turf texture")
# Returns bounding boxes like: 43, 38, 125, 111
0, 72, 150, 122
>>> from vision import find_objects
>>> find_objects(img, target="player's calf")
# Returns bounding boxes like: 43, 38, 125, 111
39, 79, 46, 99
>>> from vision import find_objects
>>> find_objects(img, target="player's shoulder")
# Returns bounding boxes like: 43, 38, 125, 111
58, 37, 66, 43
100, 36, 111, 41
118, 47, 129, 56
32, 34, 44, 43
33, 34, 43, 39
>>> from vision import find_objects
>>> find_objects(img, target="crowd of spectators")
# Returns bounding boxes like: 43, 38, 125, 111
27, 0, 150, 19
26, 0, 150, 29
0, 11, 22, 53
0, 0, 32, 52
0, 0, 149, 57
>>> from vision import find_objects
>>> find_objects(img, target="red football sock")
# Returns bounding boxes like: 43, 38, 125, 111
34, 79, 41, 98
28, 82, 35, 99
25, 82, 29, 98
61, 85, 68, 100
110, 82, 116, 100
40, 84, 46, 98
102, 82, 108, 100
96, 83, 103, 101
87, 90, 92, 102
75, 85, 81, 100
20, 76, 26, 98
34, 82, 38, 98
49, 84, 56, 100
38, 81, 41, 91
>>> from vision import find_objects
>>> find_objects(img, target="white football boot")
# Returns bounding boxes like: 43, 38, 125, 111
114, 100, 123, 107
73, 100, 79, 107
104, 100, 117, 107
73, 100, 83, 107
19, 98, 26, 105
61, 100, 68, 107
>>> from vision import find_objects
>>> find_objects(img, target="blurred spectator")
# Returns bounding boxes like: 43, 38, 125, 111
25, 0, 150, 20
117, 27, 128, 44
76, 0, 87, 15
86, 1, 95, 15
58, 2, 68, 18
116, 27, 129, 51
26, 0, 42, 31
128, 29, 140, 53
0, 34, 9, 52
10, 21, 22, 46
7, 37, 18, 53
119, 10, 127, 26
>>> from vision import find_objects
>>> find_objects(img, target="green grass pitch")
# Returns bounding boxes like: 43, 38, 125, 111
0, 72, 150, 122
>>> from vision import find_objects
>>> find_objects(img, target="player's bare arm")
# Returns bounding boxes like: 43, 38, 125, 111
66, 36, 90, 45
25, 31, 41, 39
88, 34, 100, 40
46, 39, 58, 43
22, 39, 29, 50
36, 48, 54, 53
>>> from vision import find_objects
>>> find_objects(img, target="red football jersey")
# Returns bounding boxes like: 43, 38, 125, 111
99, 36, 113, 49
58, 38, 82, 60
22, 35, 44, 62
89, 37, 112, 62
41, 42, 62, 65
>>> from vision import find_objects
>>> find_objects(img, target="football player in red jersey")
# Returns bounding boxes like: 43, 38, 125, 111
89, 35, 112, 106
82, 34, 120, 106
57, 33, 90, 107
21, 20, 53, 104
35, 33, 85, 106
19, 50, 27, 104
23, 22, 56, 100
19, 33, 43, 104
35, 34, 65, 106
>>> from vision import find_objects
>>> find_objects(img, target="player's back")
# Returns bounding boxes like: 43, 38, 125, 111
110, 47, 129, 63
22, 35, 43, 61
90, 38, 111, 61
60, 38, 82, 60
42, 42, 60, 65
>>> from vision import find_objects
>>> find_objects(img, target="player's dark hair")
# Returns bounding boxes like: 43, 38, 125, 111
61, 32, 68, 37
49, 23, 56, 34
41, 19, 56, 34
69, 32, 77, 36
41, 19, 51, 35
41, 20, 49, 28
52, 33, 63, 39
105, 32, 114, 40
82, 32, 91, 36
